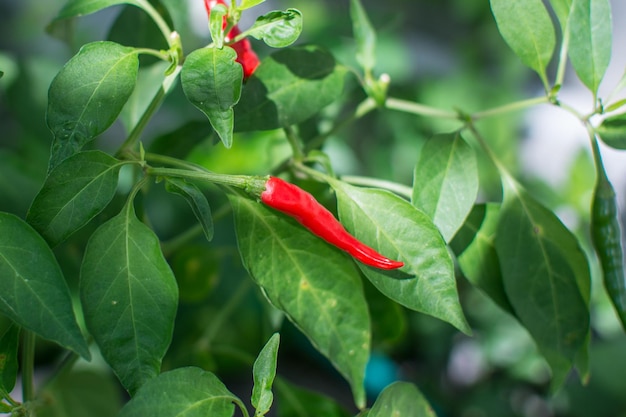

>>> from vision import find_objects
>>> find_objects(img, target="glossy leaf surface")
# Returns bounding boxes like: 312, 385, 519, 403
229, 192, 369, 408
118, 367, 245, 417
330, 180, 470, 334
182, 46, 242, 148
80, 201, 178, 395
568, 0, 612, 94
235, 45, 347, 131
412, 132, 478, 242
0, 213, 90, 359
248, 9, 303, 48
27, 151, 123, 247
47, 41, 138, 169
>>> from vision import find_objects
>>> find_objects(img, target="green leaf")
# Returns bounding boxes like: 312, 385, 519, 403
119, 367, 246, 417
209, 4, 228, 48
330, 181, 470, 334
412, 132, 479, 242
229, 192, 370, 408
597, 113, 626, 149
368, 382, 436, 417
235, 45, 348, 131
248, 9, 302, 48
80, 200, 178, 395
46, 41, 138, 169
549, 0, 573, 30
489, 0, 555, 86
0, 324, 20, 394
350, 0, 376, 72
568, 0, 612, 95
450, 204, 514, 314
495, 178, 590, 381
0, 213, 90, 359
37, 370, 123, 417
165, 178, 214, 242
181, 46, 242, 148
252, 333, 280, 416
275, 379, 351, 417
27, 151, 123, 247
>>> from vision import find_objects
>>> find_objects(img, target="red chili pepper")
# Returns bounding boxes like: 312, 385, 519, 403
204, 0, 260, 79
260, 176, 404, 270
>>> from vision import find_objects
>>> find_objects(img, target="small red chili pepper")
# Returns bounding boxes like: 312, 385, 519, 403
260, 176, 404, 270
204, 0, 260, 79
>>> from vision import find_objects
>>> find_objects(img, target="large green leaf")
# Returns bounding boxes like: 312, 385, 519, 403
412, 132, 478, 242
27, 151, 124, 247
489, 0, 555, 86
118, 367, 246, 417
248, 9, 303, 48
229, 192, 370, 408
181, 46, 242, 148
495, 178, 590, 384
0, 324, 20, 394
235, 45, 348, 131
46, 41, 138, 169
330, 180, 470, 334
366, 382, 436, 417
0, 213, 90, 359
350, 0, 376, 73
251, 333, 280, 416
51, 0, 141, 21
450, 204, 514, 314
568, 0, 612, 95
80, 200, 178, 395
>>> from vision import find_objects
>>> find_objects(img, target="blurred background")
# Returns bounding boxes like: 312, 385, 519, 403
1, 1, 626, 416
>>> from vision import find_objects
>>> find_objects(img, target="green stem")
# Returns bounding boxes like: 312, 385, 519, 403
134, 48, 171, 61
284, 125, 305, 160
146, 167, 267, 196
465, 121, 513, 186
144, 152, 206, 171
587, 123, 607, 178
340, 175, 412, 199
471, 96, 550, 121
116, 65, 182, 157
21, 331, 36, 404
554, 30, 570, 89
136, 0, 173, 47
385, 97, 459, 119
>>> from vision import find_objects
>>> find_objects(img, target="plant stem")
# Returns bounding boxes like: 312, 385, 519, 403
385, 97, 459, 119
136, 0, 173, 46
21, 331, 36, 404
471, 96, 550, 121
144, 152, 207, 171
340, 175, 412, 199
116, 65, 182, 157
147, 167, 266, 193
284, 125, 305, 160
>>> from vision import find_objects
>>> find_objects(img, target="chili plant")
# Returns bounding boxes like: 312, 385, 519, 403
0, 0, 625, 415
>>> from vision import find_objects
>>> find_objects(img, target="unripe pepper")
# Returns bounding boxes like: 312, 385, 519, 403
204, 0, 260, 79
261, 176, 404, 270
